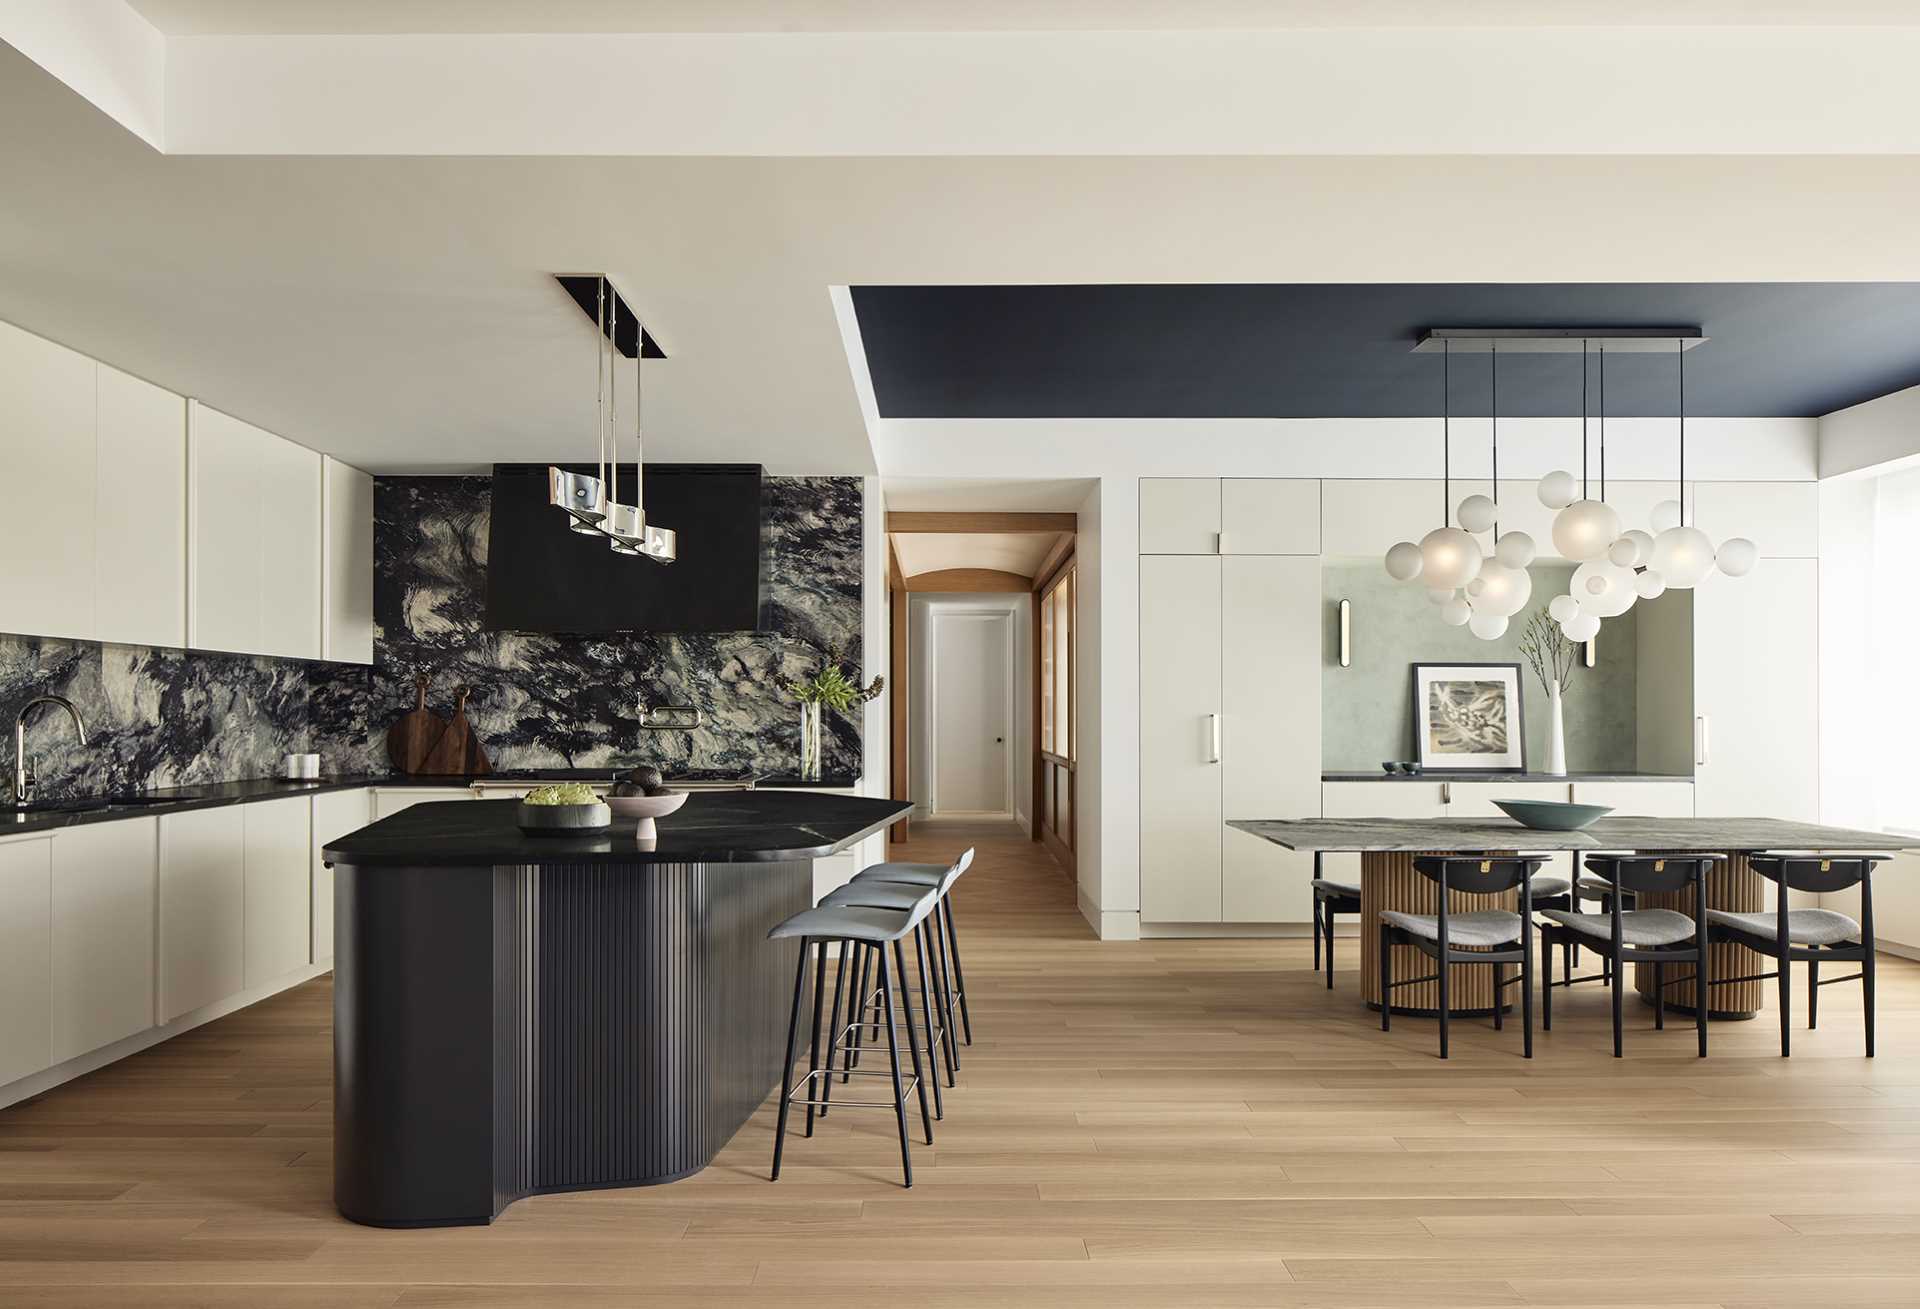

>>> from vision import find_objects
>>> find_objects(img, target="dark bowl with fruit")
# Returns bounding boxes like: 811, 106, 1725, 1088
606, 766, 687, 837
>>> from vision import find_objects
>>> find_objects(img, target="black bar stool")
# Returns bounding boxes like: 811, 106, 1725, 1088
1538, 853, 1720, 1057
1707, 851, 1888, 1057
853, 848, 976, 1045
1378, 855, 1545, 1059
767, 890, 939, 1187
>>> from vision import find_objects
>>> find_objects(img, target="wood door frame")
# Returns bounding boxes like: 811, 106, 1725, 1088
925, 607, 1017, 817
884, 510, 1076, 845
1034, 547, 1077, 874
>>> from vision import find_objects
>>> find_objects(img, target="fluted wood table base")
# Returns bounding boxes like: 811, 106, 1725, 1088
1359, 851, 1521, 1016
1631, 850, 1765, 1020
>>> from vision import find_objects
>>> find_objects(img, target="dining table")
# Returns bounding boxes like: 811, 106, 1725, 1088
1230, 815, 1920, 1018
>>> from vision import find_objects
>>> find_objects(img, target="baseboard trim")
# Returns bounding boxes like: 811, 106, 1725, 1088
1140, 921, 1316, 939
1077, 889, 1139, 941
0, 961, 333, 1111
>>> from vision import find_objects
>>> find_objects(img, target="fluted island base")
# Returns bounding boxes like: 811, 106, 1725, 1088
333, 857, 811, 1227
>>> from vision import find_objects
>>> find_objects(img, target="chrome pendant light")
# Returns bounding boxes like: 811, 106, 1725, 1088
551, 276, 611, 532
601, 294, 647, 556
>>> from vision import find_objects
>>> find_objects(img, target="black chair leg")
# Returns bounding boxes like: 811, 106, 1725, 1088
1541, 932, 1554, 1031
1521, 928, 1535, 1060
1778, 944, 1792, 1058
1436, 949, 1451, 1061
1610, 950, 1624, 1059
804, 942, 828, 1138
893, 941, 935, 1145
770, 937, 811, 1181
1864, 938, 1877, 1058
820, 943, 849, 1118
1653, 962, 1665, 1032
1491, 962, 1504, 1031
1378, 924, 1392, 1032
876, 954, 912, 1188
942, 899, 974, 1045
1808, 954, 1819, 1030
1312, 896, 1322, 971
1694, 954, 1708, 1057
930, 914, 961, 1075
1564, 938, 1574, 986
843, 945, 870, 1081
1324, 906, 1336, 990
913, 925, 950, 1115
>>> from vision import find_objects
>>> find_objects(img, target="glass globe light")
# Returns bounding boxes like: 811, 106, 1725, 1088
1426, 587, 1455, 606
1384, 540, 1424, 582
1551, 499, 1622, 562
1419, 527, 1483, 591
1439, 596, 1472, 627
1468, 610, 1509, 641
1649, 524, 1715, 588
1547, 593, 1581, 624
1650, 499, 1683, 534
1537, 470, 1579, 511
1572, 559, 1637, 618
1470, 559, 1532, 618
1494, 530, 1535, 568
1561, 610, 1601, 642
1611, 528, 1654, 569
1716, 537, 1758, 578
1456, 494, 1498, 534
1634, 569, 1667, 599
1466, 577, 1486, 597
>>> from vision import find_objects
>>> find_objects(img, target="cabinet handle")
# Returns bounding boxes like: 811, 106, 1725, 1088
1214, 531, 1224, 555
1694, 716, 1709, 767
1440, 780, 1451, 806
1206, 713, 1221, 764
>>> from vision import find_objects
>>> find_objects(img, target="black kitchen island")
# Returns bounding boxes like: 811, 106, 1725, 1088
323, 790, 911, 1228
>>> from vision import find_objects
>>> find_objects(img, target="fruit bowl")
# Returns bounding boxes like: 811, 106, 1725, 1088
1493, 799, 1613, 831
606, 789, 688, 839
514, 800, 611, 836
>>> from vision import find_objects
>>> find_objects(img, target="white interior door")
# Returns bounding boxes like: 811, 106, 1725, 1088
932, 612, 1010, 814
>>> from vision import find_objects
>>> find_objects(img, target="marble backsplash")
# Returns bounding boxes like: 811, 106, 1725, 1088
359, 474, 865, 779
1, 475, 864, 797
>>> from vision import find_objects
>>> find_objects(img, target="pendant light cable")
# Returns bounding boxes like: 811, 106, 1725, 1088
1490, 342, 1499, 539
594, 277, 608, 487
1442, 339, 1450, 519
1599, 344, 1607, 501
607, 294, 618, 507
1581, 342, 1589, 497
1678, 337, 1687, 525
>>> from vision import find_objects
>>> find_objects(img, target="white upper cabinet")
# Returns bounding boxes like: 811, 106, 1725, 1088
1319, 479, 1456, 559
50, 818, 157, 1064
190, 403, 323, 660
1692, 481, 1817, 558
0, 837, 53, 1087
1221, 479, 1320, 554
95, 364, 187, 649
244, 796, 314, 989
1139, 478, 1220, 554
1572, 780, 1695, 818
0, 320, 97, 641
324, 457, 376, 665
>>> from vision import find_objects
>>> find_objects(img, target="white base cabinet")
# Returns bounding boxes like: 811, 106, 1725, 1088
50, 819, 157, 1064
372, 787, 479, 820
159, 807, 246, 1023
311, 788, 372, 965
244, 796, 314, 989
0, 837, 53, 1086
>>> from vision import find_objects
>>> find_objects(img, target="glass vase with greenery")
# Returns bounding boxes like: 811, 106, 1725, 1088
777, 648, 883, 782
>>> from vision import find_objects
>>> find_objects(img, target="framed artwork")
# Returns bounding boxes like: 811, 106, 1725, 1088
1411, 662, 1526, 773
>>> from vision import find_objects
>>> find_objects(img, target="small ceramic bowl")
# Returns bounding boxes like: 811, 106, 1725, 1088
1494, 799, 1613, 831
606, 789, 689, 839
515, 800, 612, 836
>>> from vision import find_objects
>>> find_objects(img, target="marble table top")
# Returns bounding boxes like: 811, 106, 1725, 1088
1230, 816, 1920, 854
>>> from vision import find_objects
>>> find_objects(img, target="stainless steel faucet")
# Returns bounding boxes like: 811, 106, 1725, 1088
13, 695, 87, 806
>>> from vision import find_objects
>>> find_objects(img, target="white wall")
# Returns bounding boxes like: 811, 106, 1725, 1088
856, 476, 890, 873
906, 592, 1031, 827
878, 416, 1819, 938
1819, 383, 1920, 481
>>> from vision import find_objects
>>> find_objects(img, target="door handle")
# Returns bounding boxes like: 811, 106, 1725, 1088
1695, 715, 1709, 767
1206, 713, 1221, 764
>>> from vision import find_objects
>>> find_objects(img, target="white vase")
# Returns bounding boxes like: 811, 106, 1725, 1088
1545, 680, 1568, 776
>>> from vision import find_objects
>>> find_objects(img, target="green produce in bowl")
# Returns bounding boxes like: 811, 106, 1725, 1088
522, 783, 601, 806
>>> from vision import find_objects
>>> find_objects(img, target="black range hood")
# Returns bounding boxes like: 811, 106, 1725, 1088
484, 463, 769, 633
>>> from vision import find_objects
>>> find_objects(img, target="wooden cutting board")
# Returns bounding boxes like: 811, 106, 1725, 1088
386, 674, 446, 774
420, 685, 490, 777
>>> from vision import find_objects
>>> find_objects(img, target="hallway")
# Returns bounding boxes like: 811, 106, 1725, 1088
1, 816, 1918, 1305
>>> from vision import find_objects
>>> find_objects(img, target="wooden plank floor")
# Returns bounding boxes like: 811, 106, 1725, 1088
3, 817, 1919, 1307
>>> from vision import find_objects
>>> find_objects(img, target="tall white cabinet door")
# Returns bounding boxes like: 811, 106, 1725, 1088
0, 320, 96, 641
189, 404, 266, 654
95, 365, 187, 649
1318, 781, 1448, 890
1221, 480, 1320, 555
1140, 555, 1223, 922
324, 458, 376, 664
1139, 478, 1220, 555
1572, 781, 1695, 818
244, 797, 313, 988
158, 806, 245, 1022
1694, 560, 1818, 821
50, 819, 156, 1063
0, 837, 53, 1086
311, 788, 371, 966
258, 437, 323, 660
1222, 555, 1321, 922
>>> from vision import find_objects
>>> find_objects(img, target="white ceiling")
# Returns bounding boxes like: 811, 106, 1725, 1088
892, 531, 1064, 581
125, 1, 1920, 34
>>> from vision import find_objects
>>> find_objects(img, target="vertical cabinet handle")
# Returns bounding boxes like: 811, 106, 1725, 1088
1206, 713, 1221, 764
1694, 716, 1709, 767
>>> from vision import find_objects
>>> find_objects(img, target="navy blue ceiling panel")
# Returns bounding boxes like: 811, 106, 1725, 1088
849, 283, 1920, 419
